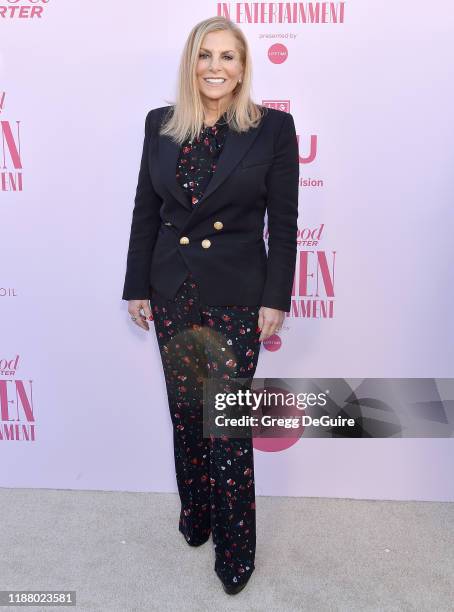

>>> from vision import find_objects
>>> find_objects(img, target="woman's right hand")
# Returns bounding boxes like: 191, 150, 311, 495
128, 299, 153, 331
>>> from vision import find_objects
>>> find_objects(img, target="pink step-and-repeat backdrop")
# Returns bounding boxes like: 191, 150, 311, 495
1, 1, 453, 501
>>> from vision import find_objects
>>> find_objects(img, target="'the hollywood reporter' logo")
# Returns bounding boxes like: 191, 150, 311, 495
0, 0, 51, 20
0, 355, 36, 442
0, 93, 23, 191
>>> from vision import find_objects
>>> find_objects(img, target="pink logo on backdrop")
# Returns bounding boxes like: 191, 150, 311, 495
263, 99, 290, 113
0, 93, 23, 192
291, 224, 336, 319
263, 99, 317, 163
263, 334, 281, 352
268, 43, 288, 64
217, 2, 346, 24
0, 355, 36, 442
0, 0, 51, 20
252, 384, 305, 452
261, 220, 337, 324
261, 100, 334, 321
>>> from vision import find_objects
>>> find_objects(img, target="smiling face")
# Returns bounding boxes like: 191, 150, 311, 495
196, 30, 244, 110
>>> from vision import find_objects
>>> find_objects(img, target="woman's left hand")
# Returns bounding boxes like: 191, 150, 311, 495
257, 306, 285, 342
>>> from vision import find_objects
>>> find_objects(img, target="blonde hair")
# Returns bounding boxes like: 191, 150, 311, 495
159, 16, 266, 144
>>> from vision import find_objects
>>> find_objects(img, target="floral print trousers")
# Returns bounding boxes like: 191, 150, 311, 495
149, 271, 262, 588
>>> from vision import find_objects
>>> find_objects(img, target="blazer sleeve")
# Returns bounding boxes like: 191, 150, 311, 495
121, 110, 162, 301
261, 112, 299, 312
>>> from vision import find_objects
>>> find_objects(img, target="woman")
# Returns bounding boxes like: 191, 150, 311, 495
122, 16, 299, 595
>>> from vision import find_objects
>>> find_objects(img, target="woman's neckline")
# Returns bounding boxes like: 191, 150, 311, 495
203, 111, 229, 129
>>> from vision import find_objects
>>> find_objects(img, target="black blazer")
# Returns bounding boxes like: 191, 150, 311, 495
122, 105, 299, 312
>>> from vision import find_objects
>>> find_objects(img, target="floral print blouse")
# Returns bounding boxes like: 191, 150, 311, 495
176, 111, 229, 206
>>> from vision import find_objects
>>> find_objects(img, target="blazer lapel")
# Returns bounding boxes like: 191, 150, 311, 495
157, 117, 265, 214
158, 134, 193, 211
194, 124, 263, 208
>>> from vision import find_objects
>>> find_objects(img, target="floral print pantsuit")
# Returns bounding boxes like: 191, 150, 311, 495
150, 271, 261, 588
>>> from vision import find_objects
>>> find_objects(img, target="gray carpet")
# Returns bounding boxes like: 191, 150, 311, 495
0, 488, 452, 611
